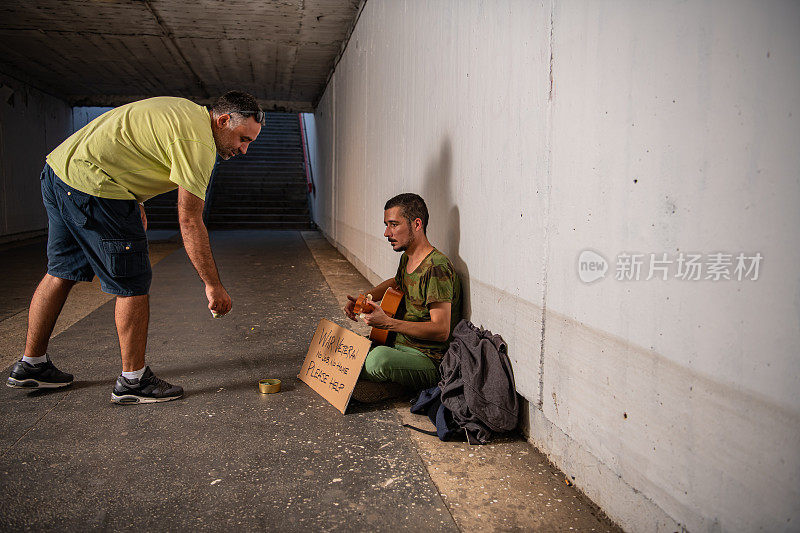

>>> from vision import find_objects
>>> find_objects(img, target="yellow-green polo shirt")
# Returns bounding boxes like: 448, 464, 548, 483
46, 97, 216, 202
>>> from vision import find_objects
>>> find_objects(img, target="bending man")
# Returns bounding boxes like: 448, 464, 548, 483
6, 91, 263, 404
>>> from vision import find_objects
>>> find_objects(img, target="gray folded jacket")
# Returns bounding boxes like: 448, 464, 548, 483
439, 319, 520, 443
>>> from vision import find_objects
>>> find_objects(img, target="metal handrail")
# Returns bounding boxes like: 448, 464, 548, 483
298, 113, 315, 196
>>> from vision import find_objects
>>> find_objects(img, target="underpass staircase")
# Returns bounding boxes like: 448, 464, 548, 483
145, 112, 314, 231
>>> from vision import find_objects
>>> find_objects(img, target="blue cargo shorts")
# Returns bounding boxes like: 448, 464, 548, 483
40, 164, 152, 296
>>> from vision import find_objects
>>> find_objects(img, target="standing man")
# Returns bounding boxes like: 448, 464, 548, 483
343, 193, 462, 402
6, 91, 263, 404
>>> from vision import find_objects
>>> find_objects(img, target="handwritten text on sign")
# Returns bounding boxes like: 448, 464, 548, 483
298, 319, 371, 414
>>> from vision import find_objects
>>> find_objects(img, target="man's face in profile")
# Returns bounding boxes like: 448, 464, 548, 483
384, 207, 414, 252
213, 114, 262, 160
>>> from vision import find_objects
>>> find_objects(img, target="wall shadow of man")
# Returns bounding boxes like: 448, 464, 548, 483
422, 137, 471, 320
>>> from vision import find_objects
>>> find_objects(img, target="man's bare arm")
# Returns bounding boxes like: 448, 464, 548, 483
364, 301, 451, 342
138, 203, 147, 231
178, 187, 218, 284
366, 278, 399, 302
177, 187, 232, 315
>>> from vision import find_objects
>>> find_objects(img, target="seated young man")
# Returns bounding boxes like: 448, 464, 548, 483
344, 193, 461, 400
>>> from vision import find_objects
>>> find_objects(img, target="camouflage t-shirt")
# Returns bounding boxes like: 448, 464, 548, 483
393, 248, 461, 361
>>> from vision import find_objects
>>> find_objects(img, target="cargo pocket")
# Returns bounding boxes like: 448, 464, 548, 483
56, 181, 91, 227
100, 238, 149, 277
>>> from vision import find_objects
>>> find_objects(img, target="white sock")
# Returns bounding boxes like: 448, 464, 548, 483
122, 367, 146, 381
22, 354, 48, 365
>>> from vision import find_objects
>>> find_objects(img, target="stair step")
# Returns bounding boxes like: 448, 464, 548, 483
207, 221, 316, 230
245, 143, 302, 148
215, 180, 306, 186
211, 207, 308, 215
239, 155, 303, 160
214, 177, 307, 183
248, 139, 302, 144
215, 181, 307, 188
251, 142, 302, 146
201, 111, 311, 230
237, 152, 303, 157
211, 200, 309, 208
213, 190, 307, 198
214, 183, 307, 190
215, 171, 306, 178
213, 186, 307, 192
242, 149, 301, 155
216, 170, 306, 175
222, 165, 304, 170
207, 214, 311, 223
218, 165, 305, 170
217, 168, 306, 173
227, 154, 302, 161
216, 176, 306, 181
220, 164, 305, 169
215, 175, 306, 180
229, 153, 303, 158
213, 195, 308, 203
215, 179, 307, 185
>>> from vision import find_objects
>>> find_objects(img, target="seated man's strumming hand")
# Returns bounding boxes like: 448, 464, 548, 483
362, 304, 393, 329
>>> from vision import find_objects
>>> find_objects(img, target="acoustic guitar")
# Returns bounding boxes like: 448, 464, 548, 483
353, 287, 404, 345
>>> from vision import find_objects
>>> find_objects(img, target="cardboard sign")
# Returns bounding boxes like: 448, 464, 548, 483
298, 319, 372, 414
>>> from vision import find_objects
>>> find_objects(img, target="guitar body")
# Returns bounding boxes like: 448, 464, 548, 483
353, 287, 404, 345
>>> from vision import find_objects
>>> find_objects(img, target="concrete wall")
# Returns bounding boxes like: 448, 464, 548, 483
0, 73, 73, 242
72, 107, 113, 132
308, 1, 800, 531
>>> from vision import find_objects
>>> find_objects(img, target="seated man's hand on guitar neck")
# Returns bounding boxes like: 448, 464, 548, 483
344, 294, 373, 321
344, 295, 358, 321
343, 278, 398, 321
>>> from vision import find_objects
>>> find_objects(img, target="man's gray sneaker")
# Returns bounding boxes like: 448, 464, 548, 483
111, 366, 183, 404
6, 355, 73, 389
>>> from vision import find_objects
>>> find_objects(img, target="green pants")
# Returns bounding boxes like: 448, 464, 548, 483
360, 344, 439, 391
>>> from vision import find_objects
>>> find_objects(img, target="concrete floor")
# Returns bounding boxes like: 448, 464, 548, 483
0, 230, 620, 532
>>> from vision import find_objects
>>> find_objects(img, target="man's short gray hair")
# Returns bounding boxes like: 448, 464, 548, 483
210, 91, 264, 124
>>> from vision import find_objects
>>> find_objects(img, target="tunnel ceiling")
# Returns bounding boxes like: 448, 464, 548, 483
0, 0, 362, 111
